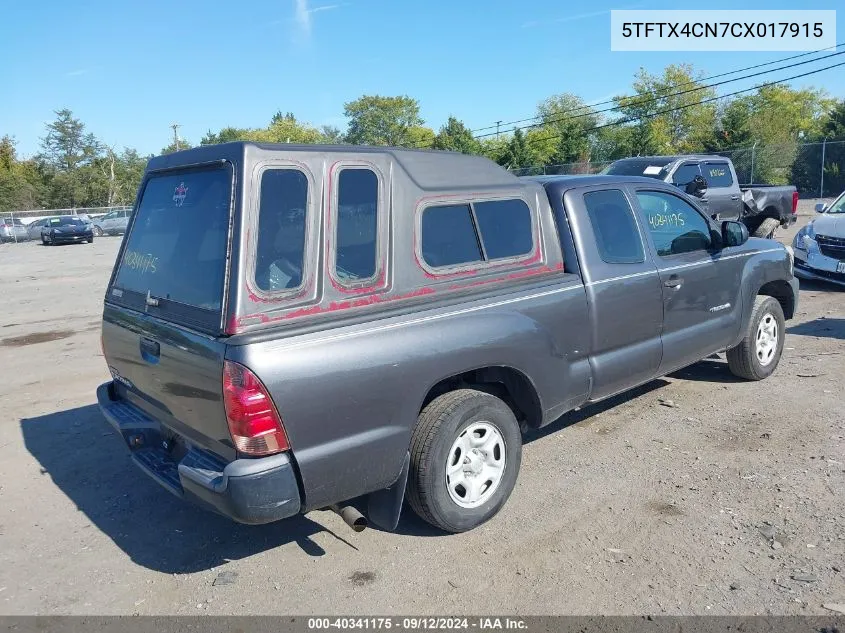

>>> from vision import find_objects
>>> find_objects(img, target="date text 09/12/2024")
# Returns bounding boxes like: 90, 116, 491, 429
307, 618, 528, 630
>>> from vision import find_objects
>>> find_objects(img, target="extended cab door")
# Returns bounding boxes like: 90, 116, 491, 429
700, 160, 742, 221
564, 186, 663, 401
632, 187, 745, 375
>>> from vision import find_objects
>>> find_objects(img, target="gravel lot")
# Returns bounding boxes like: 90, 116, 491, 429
0, 217, 843, 616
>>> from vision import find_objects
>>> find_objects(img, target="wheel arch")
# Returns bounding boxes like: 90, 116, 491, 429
419, 365, 543, 431
758, 279, 795, 319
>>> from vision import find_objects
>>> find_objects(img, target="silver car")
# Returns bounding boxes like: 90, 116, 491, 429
26, 218, 52, 240
793, 190, 845, 287
93, 209, 131, 236
0, 217, 30, 242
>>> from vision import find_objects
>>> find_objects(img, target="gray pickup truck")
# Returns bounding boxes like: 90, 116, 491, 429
605, 155, 799, 238
97, 142, 798, 534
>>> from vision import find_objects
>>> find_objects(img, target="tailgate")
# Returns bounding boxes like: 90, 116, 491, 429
102, 304, 234, 460
102, 162, 236, 460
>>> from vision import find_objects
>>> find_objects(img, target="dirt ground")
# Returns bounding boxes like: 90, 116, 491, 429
0, 214, 842, 616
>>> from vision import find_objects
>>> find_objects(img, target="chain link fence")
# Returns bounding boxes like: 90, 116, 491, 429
2, 205, 132, 223
510, 140, 845, 200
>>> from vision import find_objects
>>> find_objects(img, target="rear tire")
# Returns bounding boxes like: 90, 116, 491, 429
727, 296, 785, 380
93, 225, 103, 237
752, 217, 780, 239
407, 389, 522, 533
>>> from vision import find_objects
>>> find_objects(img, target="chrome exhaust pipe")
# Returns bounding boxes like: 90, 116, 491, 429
329, 504, 368, 532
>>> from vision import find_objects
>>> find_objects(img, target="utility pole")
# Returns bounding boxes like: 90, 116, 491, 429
170, 123, 181, 151
496, 121, 502, 139
820, 135, 830, 199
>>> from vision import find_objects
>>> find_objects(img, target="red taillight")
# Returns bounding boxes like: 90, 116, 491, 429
792, 191, 799, 214
223, 360, 290, 456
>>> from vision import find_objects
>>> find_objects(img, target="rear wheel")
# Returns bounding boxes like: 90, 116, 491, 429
407, 389, 522, 533
92, 225, 103, 237
752, 217, 780, 239
727, 296, 785, 380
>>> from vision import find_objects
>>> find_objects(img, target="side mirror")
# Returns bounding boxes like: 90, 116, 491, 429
721, 220, 749, 247
815, 203, 827, 213
685, 175, 707, 198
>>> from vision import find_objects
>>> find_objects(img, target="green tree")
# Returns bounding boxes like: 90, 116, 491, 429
0, 136, 44, 211
253, 115, 323, 144
201, 127, 251, 145
790, 99, 845, 196
500, 128, 532, 169
823, 99, 845, 137
535, 93, 599, 164
407, 126, 435, 149
343, 95, 424, 146
319, 125, 345, 144
161, 138, 193, 154
39, 109, 97, 171
478, 136, 509, 165
433, 117, 480, 154
615, 64, 717, 155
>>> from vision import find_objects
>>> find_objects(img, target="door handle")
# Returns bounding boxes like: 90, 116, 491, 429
664, 277, 683, 290
730, 195, 740, 200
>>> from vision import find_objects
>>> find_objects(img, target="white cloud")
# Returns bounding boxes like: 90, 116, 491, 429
295, 0, 311, 37
64, 69, 88, 77
293, 0, 347, 38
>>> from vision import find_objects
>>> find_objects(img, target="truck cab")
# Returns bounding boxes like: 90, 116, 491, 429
606, 155, 799, 238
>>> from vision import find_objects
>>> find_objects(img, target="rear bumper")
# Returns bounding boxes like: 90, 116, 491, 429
96, 382, 301, 524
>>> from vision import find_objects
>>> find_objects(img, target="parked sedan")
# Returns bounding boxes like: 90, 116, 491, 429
793, 190, 845, 287
41, 216, 95, 245
0, 217, 30, 242
94, 209, 131, 236
26, 218, 52, 240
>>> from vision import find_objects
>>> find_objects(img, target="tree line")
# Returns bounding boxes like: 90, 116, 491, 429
3, 63, 845, 212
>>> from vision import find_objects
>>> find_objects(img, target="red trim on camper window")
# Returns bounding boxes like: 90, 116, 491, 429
411, 193, 546, 279
326, 160, 389, 295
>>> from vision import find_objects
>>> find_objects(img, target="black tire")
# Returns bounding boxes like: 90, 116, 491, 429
87, 237, 94, 243
41, 236, 47, 245
93, 225, 103, 237
727, 296, 785, 380
407, 389, 522, 533
752, 217, 780, 239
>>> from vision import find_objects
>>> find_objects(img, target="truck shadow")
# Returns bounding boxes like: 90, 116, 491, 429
787, 317, 845, 341
669, 358, 745, 384
20, 405, 359, 573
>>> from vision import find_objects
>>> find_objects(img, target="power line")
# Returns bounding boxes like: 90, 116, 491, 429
415, 46, 845, 150
468, 41, 844, 135
472, 48, 845, 141
520, 59, 845, 150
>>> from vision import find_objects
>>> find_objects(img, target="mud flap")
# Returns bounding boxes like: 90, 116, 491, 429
367, 451, 410, 531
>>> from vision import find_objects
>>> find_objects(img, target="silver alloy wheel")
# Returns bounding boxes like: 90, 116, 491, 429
755, 313, 778, 366
445, 421, 506, 508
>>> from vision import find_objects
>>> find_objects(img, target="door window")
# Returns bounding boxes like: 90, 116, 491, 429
582, 189, 644, 264
671, 163, 702, 188
702, 162, 733, 188
637, 191, 713, 256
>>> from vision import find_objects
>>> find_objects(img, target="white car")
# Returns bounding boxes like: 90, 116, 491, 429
793, 191, 845, 287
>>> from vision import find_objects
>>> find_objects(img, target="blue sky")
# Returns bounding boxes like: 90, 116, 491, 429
2, 0, 843, 157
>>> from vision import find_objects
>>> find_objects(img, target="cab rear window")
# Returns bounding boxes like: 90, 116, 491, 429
109, 164, 232, 332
